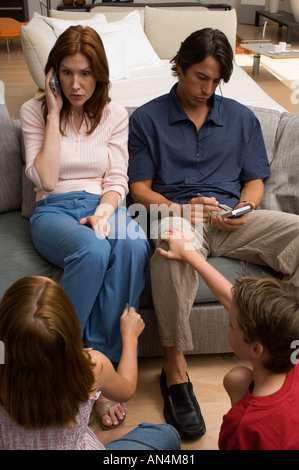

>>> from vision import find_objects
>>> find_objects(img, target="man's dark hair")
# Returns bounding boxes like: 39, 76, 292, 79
171, 28, 233, 83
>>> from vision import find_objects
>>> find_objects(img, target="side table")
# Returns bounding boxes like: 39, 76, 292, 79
57, 4, 93, 12
255, 10, 299, 44
57, 2, 232, 13
91, 2, 231, 11
200, 3, 231, 10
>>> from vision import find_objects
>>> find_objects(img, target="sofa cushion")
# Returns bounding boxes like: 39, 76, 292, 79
144, 7, 237, 59
0, 211, 62, 301
77, 10, 161, 72
50, 10, 101, 20
40, 13, 132, 80
41, 13, 107, 36
260, 112, 299, 214
10, 119, 36, 219
248, 106, 281, 166
0, 211, 280, 305
0, 103, 22, 213
139, 302, 232, 356
51, 7, 145, 27
195, 257, 281, 303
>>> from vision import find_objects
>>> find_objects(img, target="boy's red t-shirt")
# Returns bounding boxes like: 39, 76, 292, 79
218, 363, 299, 450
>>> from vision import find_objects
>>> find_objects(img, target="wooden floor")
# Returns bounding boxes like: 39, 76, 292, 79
0, 21, 298, 451
0, 37, 37, 118
89, 353, 250, 451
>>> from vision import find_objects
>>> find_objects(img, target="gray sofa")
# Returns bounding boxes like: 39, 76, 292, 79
1, 98, 298, 357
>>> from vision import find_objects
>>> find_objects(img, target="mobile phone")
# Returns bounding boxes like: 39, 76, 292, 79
221, 205, 252, 219
50, 72, 60, 96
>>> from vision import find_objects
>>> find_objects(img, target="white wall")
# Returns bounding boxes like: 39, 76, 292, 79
242, 0, 291, 12
239, 0, 291, 23
28, 0, 41, 19
265, 0, 292, 12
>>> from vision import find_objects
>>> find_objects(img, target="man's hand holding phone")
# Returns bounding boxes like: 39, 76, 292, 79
212, 201, 255, 232
220, 205, 252, 219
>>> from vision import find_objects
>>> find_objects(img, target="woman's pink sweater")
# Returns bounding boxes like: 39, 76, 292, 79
20, 99, 129, 202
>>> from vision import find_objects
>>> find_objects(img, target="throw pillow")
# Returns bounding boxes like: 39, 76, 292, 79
100, 31, 129, 80
38, 13, 129, 80
91, 10, 162, 71
40, 13, 107, 36
144, 7, 236, 60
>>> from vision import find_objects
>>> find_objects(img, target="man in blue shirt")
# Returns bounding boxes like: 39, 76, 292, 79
128, 28, 299, 440
128, 86, 270, 208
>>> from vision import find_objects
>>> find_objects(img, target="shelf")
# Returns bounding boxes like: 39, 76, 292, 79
0, 0, 29, 22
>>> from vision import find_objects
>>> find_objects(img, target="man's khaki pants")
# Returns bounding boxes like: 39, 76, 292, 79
150, 209, 299, 352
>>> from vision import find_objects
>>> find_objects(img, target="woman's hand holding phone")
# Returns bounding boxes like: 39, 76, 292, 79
45, 68, 63, 114
50, 72, 60, 96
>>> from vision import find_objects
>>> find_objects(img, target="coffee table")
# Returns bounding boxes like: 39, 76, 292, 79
240, 42, 299, 74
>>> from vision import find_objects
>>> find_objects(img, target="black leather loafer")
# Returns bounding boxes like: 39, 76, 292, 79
160, 368, 206, 440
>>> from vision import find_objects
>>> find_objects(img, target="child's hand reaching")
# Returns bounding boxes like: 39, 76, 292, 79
157, 228, 233, 313
120, 305, 145, 344
92, 306, 145, 405
157, 228, 196, 261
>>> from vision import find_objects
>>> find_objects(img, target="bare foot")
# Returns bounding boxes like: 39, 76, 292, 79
95, 396, 126, 428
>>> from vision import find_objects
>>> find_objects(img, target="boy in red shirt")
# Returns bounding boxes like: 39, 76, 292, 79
158, 227, 299, 450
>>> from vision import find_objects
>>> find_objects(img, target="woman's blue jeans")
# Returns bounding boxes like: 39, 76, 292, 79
30, 191, 150, 362
105, 423, 181, 450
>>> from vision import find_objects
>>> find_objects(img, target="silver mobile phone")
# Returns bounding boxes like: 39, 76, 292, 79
221, 205, 252, 219
50, 72, 60, 96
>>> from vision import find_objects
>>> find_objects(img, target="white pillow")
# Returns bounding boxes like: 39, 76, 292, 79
37, 10, 161, 79
100, 31, 129, 81
40, 13, 107, 36
38, 13, 128, 80
90, 10, 162, 71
